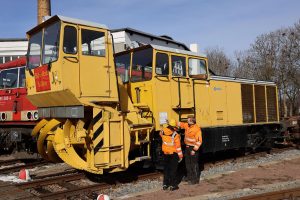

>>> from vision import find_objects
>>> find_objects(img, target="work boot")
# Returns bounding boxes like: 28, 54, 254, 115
182, 176, 188, 182
163, 185, 169, 190
189, 180, 199, 185
169, 186, 179, 191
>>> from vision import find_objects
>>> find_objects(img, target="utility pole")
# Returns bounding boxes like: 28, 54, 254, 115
37, 0, 51, 25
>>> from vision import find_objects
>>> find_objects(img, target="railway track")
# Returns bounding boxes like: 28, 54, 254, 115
0, 159, 46, 174
233, 186, 300, 200
0, 146, 296, 199
0, 158, 24, 166
16, 171, 161, 200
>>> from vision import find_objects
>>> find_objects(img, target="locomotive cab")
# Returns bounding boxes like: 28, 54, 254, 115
115, 45, 209, 129
26, 15, 119, 109
25, 15, 153, 174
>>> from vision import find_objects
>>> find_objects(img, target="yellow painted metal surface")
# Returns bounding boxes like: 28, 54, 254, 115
26, 16, 279, 175
225, 81, 243, 125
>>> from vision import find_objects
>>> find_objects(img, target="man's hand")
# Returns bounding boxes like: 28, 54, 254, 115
178, 158, 183, 163
190, 150, 195, 156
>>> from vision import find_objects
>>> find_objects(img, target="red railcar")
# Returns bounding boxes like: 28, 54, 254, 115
0, 57, 38, 152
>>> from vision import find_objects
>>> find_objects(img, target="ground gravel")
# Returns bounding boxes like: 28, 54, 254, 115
103, 149, 300, 199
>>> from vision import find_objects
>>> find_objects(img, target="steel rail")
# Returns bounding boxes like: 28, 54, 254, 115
16, 172, 84, 189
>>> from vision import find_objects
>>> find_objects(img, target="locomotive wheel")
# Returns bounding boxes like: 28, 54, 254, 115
37, 119, 61, 161
53, 119, 101, 174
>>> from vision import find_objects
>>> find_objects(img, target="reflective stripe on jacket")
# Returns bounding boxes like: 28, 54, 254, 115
160, 127, 183, 158
178, 122, 202, 151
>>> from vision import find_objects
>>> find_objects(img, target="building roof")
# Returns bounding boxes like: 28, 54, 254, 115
0, 38, 27, 42
111, 27, 190, 51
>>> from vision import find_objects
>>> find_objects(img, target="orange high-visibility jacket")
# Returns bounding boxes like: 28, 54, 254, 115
178, 122, 202, 151
160, 127, 183, 158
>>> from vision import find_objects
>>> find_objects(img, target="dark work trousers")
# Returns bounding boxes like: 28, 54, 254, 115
163, 153, 179, 187
185, 146, 199, 184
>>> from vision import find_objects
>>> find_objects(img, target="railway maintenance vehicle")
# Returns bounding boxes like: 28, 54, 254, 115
25, 15, 280, 174
0, 57, 38, 152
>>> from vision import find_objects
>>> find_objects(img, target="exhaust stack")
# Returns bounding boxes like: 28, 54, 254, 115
37, 0, 51, 24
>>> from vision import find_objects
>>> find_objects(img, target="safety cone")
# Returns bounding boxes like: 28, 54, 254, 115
97, 194, 110, 200
19, 169, 30, 181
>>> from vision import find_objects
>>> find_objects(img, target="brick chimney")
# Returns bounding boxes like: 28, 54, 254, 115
37, 0, 51, 24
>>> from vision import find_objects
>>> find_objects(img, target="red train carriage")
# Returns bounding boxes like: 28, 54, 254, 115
0, 57, 38, 152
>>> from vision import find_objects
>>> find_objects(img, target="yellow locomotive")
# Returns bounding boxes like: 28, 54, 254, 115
25, 16, 280, 174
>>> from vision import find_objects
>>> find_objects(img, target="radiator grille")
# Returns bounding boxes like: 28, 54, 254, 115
255, 85, 267, 122
267, 86, 278, 121
241, 84, 254, 123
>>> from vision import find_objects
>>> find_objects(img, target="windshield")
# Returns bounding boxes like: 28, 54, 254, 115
115, 53, 130, 83
27, 21, 60, 69
189, 58, 207, 75
0, 68, 19, 89
28, 31, 42, 69
131, 48, 153, 82
43, 22, 60, 64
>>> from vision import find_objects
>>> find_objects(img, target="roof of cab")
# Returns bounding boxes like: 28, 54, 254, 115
151, 44, 206, 57
27, 15, 108, 35
115, 44, 207, 58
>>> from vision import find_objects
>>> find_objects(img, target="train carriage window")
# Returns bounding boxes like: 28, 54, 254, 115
155, 53, 169, 75
42, 22, 60, 64
19, 67, 26, 88
0, 68, 18, 89
189, 58, 207, 75
115, 53, 130, 83
63, 26, 77, 54
131, 48, 153, 82
171, 55, 186, 76
81, 29, 105, 56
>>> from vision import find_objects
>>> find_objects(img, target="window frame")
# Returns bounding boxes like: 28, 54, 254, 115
63, 25, 78, 55
80, 28, 106, 57
42, 21, 61, 65
171, 54, 187, 77
188, 57, 208, 76
131, 48, 153, 82
27, 30, 43, 69
0, 67, 22, 90
115, 52, 131, 83
155, 52, 169, 76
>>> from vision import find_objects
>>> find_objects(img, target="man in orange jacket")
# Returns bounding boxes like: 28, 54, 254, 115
160, 119, 183, 191
178, 115, 202, 184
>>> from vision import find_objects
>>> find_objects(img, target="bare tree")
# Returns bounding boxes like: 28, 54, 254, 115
205, 46, 233, 76
232, 20, 300, 117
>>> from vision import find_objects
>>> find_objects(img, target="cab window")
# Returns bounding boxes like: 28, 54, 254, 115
189, 58, 207, 75
155, 53, 169, 75
0, 68, 18, 89
63, 26, 77, 54
115, 53, 130, 83
28, 31, 42, 69
171, 55, 186, 76
131, 48, 153, 82
42, 21, 60, 64
81, 29, 105, 56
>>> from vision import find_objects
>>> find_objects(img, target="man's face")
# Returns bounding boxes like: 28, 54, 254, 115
187, 118, 194, 125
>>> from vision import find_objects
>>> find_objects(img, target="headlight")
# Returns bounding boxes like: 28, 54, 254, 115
33, 111, 39, 120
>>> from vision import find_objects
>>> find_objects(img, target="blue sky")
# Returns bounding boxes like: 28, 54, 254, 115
0, 0, 299, 57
